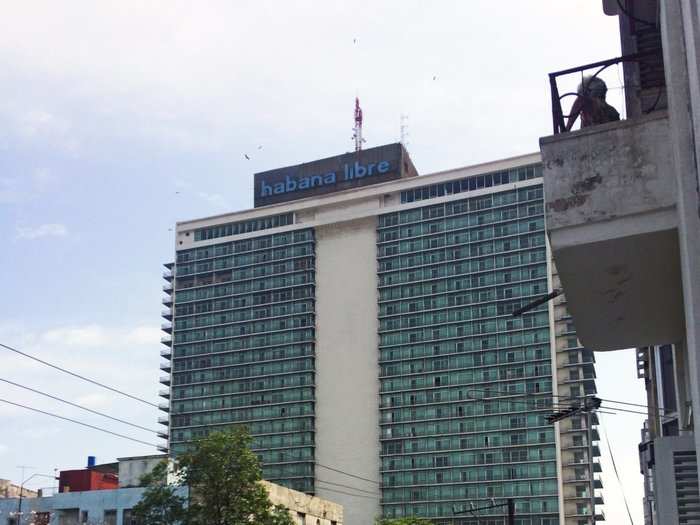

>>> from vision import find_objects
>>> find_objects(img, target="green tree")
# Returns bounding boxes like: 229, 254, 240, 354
131, 461, 186, 525
180, 427, 294, 525
376, 519, 435, 525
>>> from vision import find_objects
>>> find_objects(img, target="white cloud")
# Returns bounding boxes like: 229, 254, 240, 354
41, 324, 106, 347
125, 325, 161, 346
15, 223, 68, 240
74, 393, 110, 410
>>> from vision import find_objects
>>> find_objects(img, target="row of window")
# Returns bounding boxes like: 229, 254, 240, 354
381, 360, 551, 383
383, 444, 556, 471
382, 460, 557, 487
173, 344, 313, 371
173, 314, 313, 343
174, 272, 314, 303
382, 428, 555, 454
378, 251, 544, 281
378, 232, 546, 262
381, 390, 553, 413
378, 292, 541, 319
379, 247, 546, 288
169, 417, 314, 442
378, 218, 544, 252
379, 260, 546, 302
378, 206, 543, 244
171, 372, 313, 401
171, 402, 314, 428
174, 286, 313, 312
181, 227, 310, 264
384, 500, 556, 523
382, 409, 549, 428
381, 373, 551, 395
172, 357, 314, 386
171, 386, 314, 414
173, 330, 314, 357
380, 343, 549, 365
174, 279, 314, 305
380, 308, 548, 333
174, 301, 313, 329
379, 263, 546, 290
178, 245, 314, 277
398, 165, 541, 205
379, 324, 550, 349
176, 258, 314, 289
192, 213, 294, 242
173, 328, 314, 356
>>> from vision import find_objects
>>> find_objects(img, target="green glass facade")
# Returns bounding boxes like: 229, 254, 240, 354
376, 181, 560, 524
168, 228, 316, 493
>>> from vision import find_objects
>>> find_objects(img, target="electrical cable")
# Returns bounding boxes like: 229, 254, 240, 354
319, 487, 380, 499
315, 463, 381, 484
600, 416, 635, 525
316, 478, 378, 495
0, 398, 160, 448
0, 377, 160, 434
315, 483, 379, 500
0, 342, 158, 408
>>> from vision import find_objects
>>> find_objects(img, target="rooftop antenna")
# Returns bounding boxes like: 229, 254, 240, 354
400, 114, 409, 150
352, 97, 365, 152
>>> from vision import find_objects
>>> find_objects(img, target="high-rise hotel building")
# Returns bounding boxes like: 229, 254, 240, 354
160, 144, 603, 525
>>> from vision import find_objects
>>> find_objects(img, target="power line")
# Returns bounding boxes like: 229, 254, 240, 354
315, 483, 379, 500
0, 398, 160, 449
0, 377, 160, 434
315, 463, 381, 485
316, 478, 378, 496
600, 416, 635, 525
0, 342, 158, 408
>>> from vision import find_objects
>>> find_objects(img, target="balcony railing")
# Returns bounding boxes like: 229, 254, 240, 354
548, 51, 665, 134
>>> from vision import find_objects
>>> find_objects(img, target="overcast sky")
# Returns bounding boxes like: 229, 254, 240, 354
0, 1, 646, 522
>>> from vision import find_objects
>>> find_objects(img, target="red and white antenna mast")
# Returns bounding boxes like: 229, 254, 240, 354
352, 97, 365, 152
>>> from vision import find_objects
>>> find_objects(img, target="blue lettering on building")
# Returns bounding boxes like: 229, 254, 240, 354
260, 160, 392, 197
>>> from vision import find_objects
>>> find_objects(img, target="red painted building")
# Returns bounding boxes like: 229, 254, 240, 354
58, 465, 118, 493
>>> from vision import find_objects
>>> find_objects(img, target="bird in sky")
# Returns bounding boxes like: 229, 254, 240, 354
257, 145, 263, 150
244, 154, 250, 160
433, 75, 438, 81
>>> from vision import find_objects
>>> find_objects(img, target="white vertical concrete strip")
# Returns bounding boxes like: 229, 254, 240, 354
314, 217, 381, 525
661, 0, 700, 479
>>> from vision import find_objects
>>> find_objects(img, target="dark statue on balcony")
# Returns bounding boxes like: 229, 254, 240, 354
565, 76, 620, 131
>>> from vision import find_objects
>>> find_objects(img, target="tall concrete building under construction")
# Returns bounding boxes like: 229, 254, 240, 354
159, 143, 603, 525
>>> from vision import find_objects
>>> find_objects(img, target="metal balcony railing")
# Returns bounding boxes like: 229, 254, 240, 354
548, 51, 665, 134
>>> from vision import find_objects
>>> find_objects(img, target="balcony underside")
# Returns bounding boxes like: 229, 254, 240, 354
541, 111, 685, 351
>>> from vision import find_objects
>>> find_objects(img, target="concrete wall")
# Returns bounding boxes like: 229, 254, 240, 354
263, 481, 343, 525
116, 455, 167, 488
0, 480, 37, 499
660, 0, 700, 485
314, 216, 381, 525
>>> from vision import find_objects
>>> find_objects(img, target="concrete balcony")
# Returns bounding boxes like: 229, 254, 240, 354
158, 388, 170, 399
540, 110, 684, 351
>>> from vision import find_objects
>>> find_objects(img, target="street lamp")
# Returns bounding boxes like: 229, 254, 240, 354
15, 473, 55, 525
